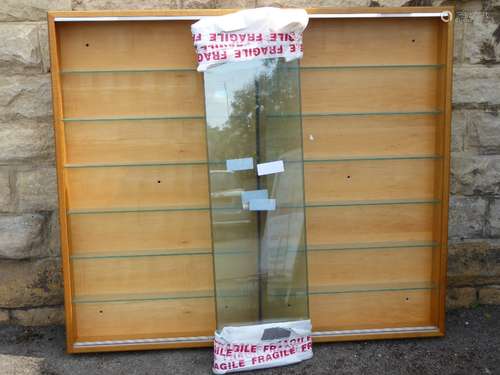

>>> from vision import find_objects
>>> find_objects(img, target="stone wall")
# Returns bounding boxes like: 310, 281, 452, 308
0, 0, 498, 326
448, 0, 500, 308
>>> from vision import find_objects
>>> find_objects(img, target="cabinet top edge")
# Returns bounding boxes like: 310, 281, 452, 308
48, 7, 455, 22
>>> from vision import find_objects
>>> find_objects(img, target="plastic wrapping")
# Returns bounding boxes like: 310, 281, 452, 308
191, 7, 308, 71
213, 320, 313, 374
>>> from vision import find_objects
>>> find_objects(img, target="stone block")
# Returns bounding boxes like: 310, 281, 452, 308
38, 24, 50, 74
183, 0, 216, 7
478, 285, 500, 305
0, 120, 54, 163
454, 1, 483, 13
446, 287, 477, 309
451, 153, 500, 196
0, 258, 63, 308
448, 196, 487, 239
71, 0, 181, 10
451, 110, 466, 152
0, 169, 11, 211
0, 1, 71, 21
0, 309, 9, 324
453, 9, 465, 64
489, 199, 500, 237
453, 66, 500, 106
216, 0, 256, 7
16, 166, 58, 212
466, 110, 500, 155
462, 9, 500, 64
11, 305, 64, 326
0, 75, 52, 121
48, 211, 61, 257
448, 239, 500, 286
0, 214, 45, 259
0, 23, 42, 74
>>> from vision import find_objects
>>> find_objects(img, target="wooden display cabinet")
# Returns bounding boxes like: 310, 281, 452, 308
48, 7, 454, 353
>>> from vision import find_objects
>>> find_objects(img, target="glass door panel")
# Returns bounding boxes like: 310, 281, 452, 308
204, 59, 308, 329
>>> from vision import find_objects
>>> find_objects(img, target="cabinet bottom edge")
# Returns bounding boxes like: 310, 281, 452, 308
72, 326, 441, 351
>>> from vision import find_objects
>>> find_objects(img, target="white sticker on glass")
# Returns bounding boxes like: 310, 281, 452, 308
226, 157, 254, 172
249, 198, 276, 211
256, 160, 284, 176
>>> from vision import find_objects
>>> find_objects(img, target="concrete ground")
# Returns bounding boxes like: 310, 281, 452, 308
0, 306, 498, 375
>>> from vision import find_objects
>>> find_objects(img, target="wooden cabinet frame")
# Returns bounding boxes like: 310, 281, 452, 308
48, 7, 454, 353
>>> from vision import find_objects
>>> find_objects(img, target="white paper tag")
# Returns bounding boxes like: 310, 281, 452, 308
213, 320, 313, 374
256, 160, 284, 176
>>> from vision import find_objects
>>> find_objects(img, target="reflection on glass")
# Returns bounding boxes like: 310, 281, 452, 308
204, 59, 308, 330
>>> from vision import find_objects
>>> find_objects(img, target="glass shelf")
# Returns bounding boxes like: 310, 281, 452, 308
61, 64, 444, 75
210, 204, 301, 211
72, 282, 435, 304
214, 246, 306, 256
303, 110, 442, 117
69, 242, 438, 261
67, 205, 210, 215
63, 115, 205, 122
308, 241, 439, 252
307, 199, 441, 207
73, 291, 214, 304
304, 155, 442, 162
63, 155, 442, 169
63, 110, 442, 123
70, 248, 212, 260
309, 282, 436, 295
217, 288, 308, 299
67, 199, 439, 215
300, 64, 444, 70
268, 110, 442, 118
64, 161, 207, 168
68, 241, 439, 262
61, 67, 199, 74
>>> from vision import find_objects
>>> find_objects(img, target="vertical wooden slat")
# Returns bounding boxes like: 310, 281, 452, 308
435, 12, 454, 334
48, 14, 75, 352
